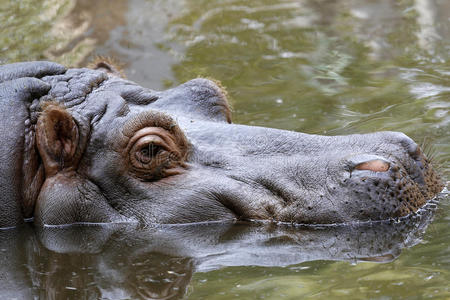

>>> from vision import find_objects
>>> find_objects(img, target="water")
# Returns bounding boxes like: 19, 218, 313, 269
1, 0, 449, 299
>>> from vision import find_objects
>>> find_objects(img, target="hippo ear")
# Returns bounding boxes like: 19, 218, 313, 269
88, 56, 124, 78
36, 104, 79, 177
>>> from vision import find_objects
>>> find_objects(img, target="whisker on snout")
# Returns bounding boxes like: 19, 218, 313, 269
421, 138, 446, 175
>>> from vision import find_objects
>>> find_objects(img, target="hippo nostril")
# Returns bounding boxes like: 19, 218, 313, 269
396, 134, 420, 159
409, 145, 422, 160
355, 160, 390, 172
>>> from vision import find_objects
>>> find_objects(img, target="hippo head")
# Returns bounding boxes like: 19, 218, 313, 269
5, 61, 442, 226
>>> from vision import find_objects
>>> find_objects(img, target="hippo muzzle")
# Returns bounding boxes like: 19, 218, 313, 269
0, 61, 444, 227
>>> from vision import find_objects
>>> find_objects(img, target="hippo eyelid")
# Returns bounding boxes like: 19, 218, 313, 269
121, 111, 179, 138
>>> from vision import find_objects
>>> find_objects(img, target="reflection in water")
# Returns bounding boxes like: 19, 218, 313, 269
164, 0, 449, 143
0, 202, 440, 299
0, 0, 128, 66
414, 0, 440, 52
48, 0, 128, 66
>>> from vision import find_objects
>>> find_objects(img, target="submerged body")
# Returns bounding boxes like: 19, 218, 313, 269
0, 61, 443, 227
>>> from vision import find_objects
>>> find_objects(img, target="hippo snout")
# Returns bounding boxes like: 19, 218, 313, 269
183, 128, 444, 225
340, 136, 443, 222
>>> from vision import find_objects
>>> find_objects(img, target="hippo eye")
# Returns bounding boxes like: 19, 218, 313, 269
131, 135, 167, 167
125, 126, 188, 180
136, 143, 162, 164
127, 129, 183, 180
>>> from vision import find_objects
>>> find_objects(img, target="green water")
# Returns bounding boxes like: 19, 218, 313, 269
1, 0, 449, 299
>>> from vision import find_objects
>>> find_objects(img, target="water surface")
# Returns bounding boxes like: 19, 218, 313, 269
1, 0, 449, 299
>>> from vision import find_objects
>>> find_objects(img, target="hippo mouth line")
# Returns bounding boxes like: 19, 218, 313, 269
238, 196, 442, 227
213, 185, 445, 226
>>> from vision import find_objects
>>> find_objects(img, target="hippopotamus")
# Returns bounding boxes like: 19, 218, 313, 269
0, 61, 443, 227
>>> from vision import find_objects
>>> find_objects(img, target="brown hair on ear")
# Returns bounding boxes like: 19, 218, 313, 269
36, 103, 79, 177
87, 56, 125, 78
204, 77, 233, 123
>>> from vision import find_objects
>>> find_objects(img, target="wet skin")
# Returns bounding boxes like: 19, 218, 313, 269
0, 61, 444, 227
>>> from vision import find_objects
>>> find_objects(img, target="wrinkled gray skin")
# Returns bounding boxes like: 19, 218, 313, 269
0, 61, 443, 227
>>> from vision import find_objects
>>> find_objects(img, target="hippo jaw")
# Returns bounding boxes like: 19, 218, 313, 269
30, 66, 443, 226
